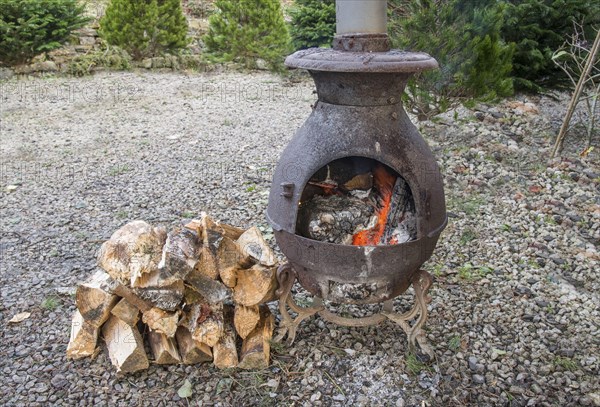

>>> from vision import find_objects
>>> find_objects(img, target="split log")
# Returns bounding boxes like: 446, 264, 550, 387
132, 280, 184, 311
234, 304, 260, 339
112, 284, 151, 312
186, 271, 231, 304
194, 214, 224, 280
296, 195, 375, 245
218, 223, 244, 240
382, 176, 416, 245
75, 270, 119, 327
233, 264, 277, 307
237, 226, 276, 266
217, 236, 252, 288
202, 214, 225, 251
343, 172, 373, 191
110, 298, 139, 327
183, 302, 224, 347
183, 285, 205, 305
66, 310, 99, 359
213, 305, 238, 369
142, 308, 180, 338
196, 246, 219, 280
156, 227, 200, 286
175, 326, 212, 364
238, 306, 274, 369
102, 315, 149, 373
148, 331, 181, 364
97, 220, 166, 287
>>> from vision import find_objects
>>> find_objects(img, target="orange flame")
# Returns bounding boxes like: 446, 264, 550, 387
352, 164, 396, 246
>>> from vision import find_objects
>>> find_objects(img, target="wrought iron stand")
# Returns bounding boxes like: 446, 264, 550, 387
274, 263, 434, 358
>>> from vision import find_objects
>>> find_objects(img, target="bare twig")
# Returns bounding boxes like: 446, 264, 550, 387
551, 27, 600, 157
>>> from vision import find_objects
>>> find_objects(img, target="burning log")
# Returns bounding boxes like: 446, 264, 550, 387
238, 306, 274, 369
382, 176, 417, 245
298, 162, 417, 246
66, 310, 99, 359
212, 305, 238, 369
102, 315, 149, 373
148, 331, 181, 364
297, 195, 375, 245
69, 216, 279, 373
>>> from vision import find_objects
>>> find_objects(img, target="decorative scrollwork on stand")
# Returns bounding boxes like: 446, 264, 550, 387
274, 264, 435, 358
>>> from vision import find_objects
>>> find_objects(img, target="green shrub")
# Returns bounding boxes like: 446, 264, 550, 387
100, 0, 189, 60
204, 0, 291, 71
502, 0, 599, 91
0, 0, 89, 66
68, 42, 132, 76
389, 0, 514, 120
289, 0, 336, 50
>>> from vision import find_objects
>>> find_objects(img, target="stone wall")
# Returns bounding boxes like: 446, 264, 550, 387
0, 23, 205, 79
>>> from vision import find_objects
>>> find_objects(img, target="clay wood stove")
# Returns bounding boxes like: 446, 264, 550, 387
267, 1, 447, 357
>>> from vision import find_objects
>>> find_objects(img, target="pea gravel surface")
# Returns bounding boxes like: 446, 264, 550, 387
1, 71, 599, 406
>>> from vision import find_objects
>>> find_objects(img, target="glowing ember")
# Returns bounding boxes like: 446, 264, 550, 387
352, 164, 396, 246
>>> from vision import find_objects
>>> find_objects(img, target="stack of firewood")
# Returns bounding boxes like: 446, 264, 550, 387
66, 214, 279, 373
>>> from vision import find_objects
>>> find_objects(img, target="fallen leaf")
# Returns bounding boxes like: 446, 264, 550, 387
528, 185, 542, 193
177, 379, 193, 398
8, 312, 31, 323
580, 146, 594, 158
215, 378, 233, 395
261, 378, 280, 389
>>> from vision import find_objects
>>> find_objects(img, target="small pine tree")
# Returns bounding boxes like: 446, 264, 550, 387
389, 0, 514, 119
204, 0, 291, 70
289, 0, 336, 50
0, 0, 89, 66
100, 0, 188, 60
502, 0, 599, 91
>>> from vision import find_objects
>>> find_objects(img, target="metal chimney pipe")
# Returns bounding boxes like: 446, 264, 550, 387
335, 0, 387, 34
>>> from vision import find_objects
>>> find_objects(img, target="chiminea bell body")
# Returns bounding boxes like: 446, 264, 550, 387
267, 43, 447, 305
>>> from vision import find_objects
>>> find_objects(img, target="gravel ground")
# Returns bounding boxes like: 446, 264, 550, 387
1, 70, 598, 406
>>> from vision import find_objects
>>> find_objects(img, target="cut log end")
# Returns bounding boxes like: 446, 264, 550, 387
212, 305, 238, 369
148, 331, 181, 364
66, 310, 99, 360
238, 306, 274, 370
102, 315, 149, 373
142, 308, 180, 338
234, 304, 260, 339
175, 327, 212, 364
233, 265, 277, 307
110, 298, 140, 327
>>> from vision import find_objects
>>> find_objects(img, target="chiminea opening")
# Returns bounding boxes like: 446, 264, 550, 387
296, 156, 416, 246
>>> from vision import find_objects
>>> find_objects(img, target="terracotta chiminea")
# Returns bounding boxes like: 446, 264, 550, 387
267, 0, 447, 357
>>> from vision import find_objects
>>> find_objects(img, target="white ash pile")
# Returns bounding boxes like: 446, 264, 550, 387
66, 214, 279, 373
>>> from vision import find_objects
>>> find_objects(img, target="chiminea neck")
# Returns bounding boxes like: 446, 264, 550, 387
310, 71, 409, 107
